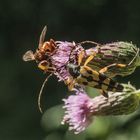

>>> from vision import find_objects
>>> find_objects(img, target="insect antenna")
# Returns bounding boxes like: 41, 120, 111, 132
128, 47, 140, 66
77, 40, 101, 46
38, 73, 53, 113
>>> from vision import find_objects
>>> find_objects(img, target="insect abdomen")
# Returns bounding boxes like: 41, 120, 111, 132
78, 67, 124, 92
103, 78, 124, 92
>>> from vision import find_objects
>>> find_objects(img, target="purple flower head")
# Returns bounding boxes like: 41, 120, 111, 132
62, 83, 140, 134
61, 89, 94, 134
51, 41, 84, 81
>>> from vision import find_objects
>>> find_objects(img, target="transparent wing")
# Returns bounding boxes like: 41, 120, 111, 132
38, 26, 47, 49
23, 50, 35, 61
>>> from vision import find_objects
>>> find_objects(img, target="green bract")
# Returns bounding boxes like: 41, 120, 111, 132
85, 42, 140, 77
92, 83, 140, 115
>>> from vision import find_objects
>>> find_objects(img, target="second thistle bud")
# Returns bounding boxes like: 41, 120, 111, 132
62, 83, 140, 134
85, 42, 140, 77
92, 83, 140, 115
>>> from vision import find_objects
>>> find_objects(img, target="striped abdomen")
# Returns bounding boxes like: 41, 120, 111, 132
77, 66, 124, 92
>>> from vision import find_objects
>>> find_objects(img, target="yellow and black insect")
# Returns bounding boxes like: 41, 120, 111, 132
66, 41, 139, 96
66, 53, 124, 97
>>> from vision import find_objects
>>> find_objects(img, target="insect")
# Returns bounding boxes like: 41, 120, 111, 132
23, 26, 57, 112
66, 50, 124, 97
23, 26, 56, 73
72, 41, 139, 94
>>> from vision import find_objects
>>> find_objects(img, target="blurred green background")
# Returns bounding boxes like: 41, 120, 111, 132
1, 0, 140, 140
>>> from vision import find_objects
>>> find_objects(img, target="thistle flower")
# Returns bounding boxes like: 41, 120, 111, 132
62, 83, 140, 134
61, 89, 94, 134
51, 41, 84, 81
85, 42, 140, 77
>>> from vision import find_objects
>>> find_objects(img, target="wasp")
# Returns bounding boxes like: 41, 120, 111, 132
23, 26, 57, 112
23, 26, 56, 73
66, 49, 124, 97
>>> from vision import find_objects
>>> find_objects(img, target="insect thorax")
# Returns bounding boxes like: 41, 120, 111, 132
67, 63, 81, 78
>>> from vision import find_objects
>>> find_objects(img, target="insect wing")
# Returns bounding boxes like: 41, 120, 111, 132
38, 26, 47, 49
23, 50, 35, 61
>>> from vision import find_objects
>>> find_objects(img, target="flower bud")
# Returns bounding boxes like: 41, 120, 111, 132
92, 83, 140, 115
62, 83, 140, 134
85, 42, 140, 77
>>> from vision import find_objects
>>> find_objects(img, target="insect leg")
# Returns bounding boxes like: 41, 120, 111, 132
68, 81, 75, 91
38, 60, 55, 72
99, 63, 126, 74
82, 65, 99, 75
65, 77, 76, 91
84, 52, 97, 66
99, 89, 109, 98
64, 77, 72, 85
78, 50, 85, 65
50, 39, 57, 50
